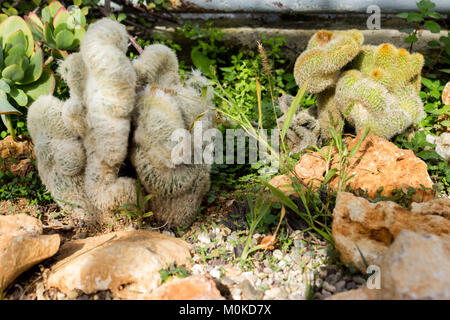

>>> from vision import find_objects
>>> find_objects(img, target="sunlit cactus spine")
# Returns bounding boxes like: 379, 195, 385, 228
335, 44, 425, 139
293, 29, 364, 94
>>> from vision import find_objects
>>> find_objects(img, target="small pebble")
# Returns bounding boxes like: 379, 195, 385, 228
56, 292, 67, 300
264, 287, 281, 300
210, 267, 221, 279
231, 287, 241, 300
273, 249, 283, 260
322, 281, 336, 293
346, 281, 357, 290
315, 278, 323, 288
321, 290, 332, 299
221, 277, 234, 286
263, 267, 273, 274
198, 232, 211, 244
353, 276, 366, 285
66, 290, 79, 300
335, 280, 346, 292
293, 239, 303, 248
162, 230, 174, 237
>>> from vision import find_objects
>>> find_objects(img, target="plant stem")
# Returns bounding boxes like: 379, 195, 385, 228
6, 115, 17, 141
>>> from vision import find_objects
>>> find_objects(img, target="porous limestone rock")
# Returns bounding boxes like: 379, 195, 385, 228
435, 132, 450, 161
332, 192, 450, 272
328, 230, 450, 300
443, 82, 450, 106
269, 131, 436, 202
0, 214, 60, 288
0, 135, 35, 178
46, 230, 191, 299
144, 276, 224, 300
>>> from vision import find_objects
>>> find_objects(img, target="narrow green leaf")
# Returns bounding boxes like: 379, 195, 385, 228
281, 79, 308, 140
348, 127, 370, 158
261, 179, 300, 214
322, 168, 338, 186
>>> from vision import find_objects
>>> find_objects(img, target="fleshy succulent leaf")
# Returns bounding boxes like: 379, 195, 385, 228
19, 46, 44, 85
48, 1, 63, 17
54, 7, 75, 32
26, 12, 44, 30
70, 7, 86, 27
2, 64, 24, 82
6, 42, 26, 58
43, 22, 56, 48
71, 25, 85, 48
20, 67, 55, 102
41, 7, 51, 24
0, 79, 10, 93
25, 12, 44, 41
0, 14, 7, 24
4, 49, 23, 66
55, 29, 74, 50
10, 87, 28, 106
19, 56, 29, 72
50, 48, 69, 59
0, 90, 21, 115
4, 30, 27, 53
0, 16, 34, 57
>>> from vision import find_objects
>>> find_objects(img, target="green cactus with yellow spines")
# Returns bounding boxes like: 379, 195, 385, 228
293, 29, 364, 94
334, 44, 425, 139
316, 87, 343, 139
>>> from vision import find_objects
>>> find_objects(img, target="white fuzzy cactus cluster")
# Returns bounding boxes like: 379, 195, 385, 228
27, 18, 215, 229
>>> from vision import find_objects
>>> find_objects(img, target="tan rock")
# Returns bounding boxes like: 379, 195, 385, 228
328, 230, 450, 300
269, 131, 435, 202
46, 230, 191, 299
0, 214, 60, 288
143, 276, 224, 300
443, 82, 450, 105
0, 135, 35, 179
332, 192, 450, 272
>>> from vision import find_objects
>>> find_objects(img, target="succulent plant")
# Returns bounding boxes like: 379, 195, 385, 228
0, 15, 55, 140
28, 19, 216, 229
131, 45, 215, 228
335, 44, 425, 139
25, 1, 87, 57
293, 29, 364, 94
